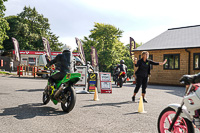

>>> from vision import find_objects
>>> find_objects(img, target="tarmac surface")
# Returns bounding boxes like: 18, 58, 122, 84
0, 74, 198, 133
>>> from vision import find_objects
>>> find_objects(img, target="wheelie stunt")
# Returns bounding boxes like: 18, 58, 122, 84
157, 73, 200, 133
42, 48, 81, 113
115, 60, 127, 88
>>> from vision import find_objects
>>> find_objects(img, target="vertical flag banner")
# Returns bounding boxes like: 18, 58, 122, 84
12, 37, 20, 62
75, 37, 86, 65
42, 37, 52, 60
91, 46, 98, 67
130, 37, 136, 62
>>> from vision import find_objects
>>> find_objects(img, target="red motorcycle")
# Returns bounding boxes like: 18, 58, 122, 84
117, 71, 126, 88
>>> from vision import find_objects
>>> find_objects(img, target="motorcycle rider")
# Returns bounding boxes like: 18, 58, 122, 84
115, 60, 127, 81
87, 61, 94, 73
46, 48, 75, 91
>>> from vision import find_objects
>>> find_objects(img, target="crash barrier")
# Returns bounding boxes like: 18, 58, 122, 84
17, 65, 51, 78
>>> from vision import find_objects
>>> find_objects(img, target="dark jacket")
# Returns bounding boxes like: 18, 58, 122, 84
47, 51, 74, 73
116, 64, 127, 73
135, 59, 159, 77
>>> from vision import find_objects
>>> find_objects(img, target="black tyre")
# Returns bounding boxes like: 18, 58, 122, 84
41, 74, 48, 79
119, 78, 123, 88
157, 107, 194, 133
43, 92, 50, 105
42, 86, 50, 105
61, 86, 76, 113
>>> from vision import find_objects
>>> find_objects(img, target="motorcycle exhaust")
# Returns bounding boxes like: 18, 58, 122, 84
54, 84, 64, 99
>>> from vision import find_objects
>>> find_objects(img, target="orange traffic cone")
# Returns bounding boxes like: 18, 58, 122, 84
93, 87, 99, 101
127, 77, 130, 81
138, 96, 147, 113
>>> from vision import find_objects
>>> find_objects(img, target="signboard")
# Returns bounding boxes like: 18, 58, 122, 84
12, 50, 80, 56
100, 72, 112, 93
88, 73, 98, 92
75, 66, 87, 86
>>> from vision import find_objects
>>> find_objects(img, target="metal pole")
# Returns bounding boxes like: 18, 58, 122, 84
19, 65, 20, 77
34, 66, 35, 78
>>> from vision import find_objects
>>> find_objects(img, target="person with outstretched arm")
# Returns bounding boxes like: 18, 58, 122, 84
132, 51, 167, 103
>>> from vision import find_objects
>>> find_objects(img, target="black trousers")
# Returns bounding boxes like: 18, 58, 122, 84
134, 75, 148, 94
48, 72, 66, 85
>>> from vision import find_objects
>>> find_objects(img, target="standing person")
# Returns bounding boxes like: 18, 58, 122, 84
132, 51, 167, 103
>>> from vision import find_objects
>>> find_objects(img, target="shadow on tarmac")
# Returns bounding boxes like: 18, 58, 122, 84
8, 76, 47, 80
112, 83, 136, 89
16, 89, 44, 92
0, 103, 65, 119
0, 93, 10, 95
123, 112, 139, 115
147, 85, 185, 97
82, 101, 133, 108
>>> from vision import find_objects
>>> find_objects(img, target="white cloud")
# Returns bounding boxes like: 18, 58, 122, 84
58, 37, 78, 51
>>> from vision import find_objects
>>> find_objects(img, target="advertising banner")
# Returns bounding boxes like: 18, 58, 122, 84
88, 73, 98, 92
12, 50, 80, 56
130, 37, 136, 61
75, 37, 86, 65
42, 37, 52, 60
91, 46, 98, 67
99, 72, 112, 93
12, 37, 20, 62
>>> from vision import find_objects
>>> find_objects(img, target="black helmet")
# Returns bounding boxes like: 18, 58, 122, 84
120, 60, 125, 64
62, 47, 70, 54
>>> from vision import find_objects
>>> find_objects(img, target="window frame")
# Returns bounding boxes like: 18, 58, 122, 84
163, 54, 180, 70
193, 53, 200, 70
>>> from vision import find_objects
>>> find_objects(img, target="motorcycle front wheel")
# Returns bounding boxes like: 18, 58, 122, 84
157, 107, 194, 133
43, 86, 50, 105
61, 86, 76, 113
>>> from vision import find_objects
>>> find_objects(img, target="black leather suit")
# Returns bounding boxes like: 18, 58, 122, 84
47, 50, 75, 84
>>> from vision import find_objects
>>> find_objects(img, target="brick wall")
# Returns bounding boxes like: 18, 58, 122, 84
134, 48, 200, 85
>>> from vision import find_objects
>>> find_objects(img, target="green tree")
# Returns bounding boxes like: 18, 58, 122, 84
3, 6, 63, 51
82, 23, 125, 72
0, 0, 10, 49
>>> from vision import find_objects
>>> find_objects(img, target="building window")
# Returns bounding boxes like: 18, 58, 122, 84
139, 54, 153, 69
194, 53, 200, 70
28, 57, 36, 66
164, 54, 180, 70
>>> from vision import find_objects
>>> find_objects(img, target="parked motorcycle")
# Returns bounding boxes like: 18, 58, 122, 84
157, 73, 200, 133
43, 69, 81, 113
117, 71, 126, 88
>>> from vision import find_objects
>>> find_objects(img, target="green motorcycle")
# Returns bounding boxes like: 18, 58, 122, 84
43, 70, 81, 113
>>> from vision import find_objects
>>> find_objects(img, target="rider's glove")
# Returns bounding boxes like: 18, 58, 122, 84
45, 64, 50, 69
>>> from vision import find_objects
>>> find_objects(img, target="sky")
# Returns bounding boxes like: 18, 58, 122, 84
4, 0, 200, 50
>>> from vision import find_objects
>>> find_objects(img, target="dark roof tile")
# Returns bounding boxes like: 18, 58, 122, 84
134, 25, 200, 51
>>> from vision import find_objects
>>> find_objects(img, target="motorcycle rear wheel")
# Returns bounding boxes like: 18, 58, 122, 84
119, 79, 123, 88
61, 86, 76, 113
157, 107, 194, 133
